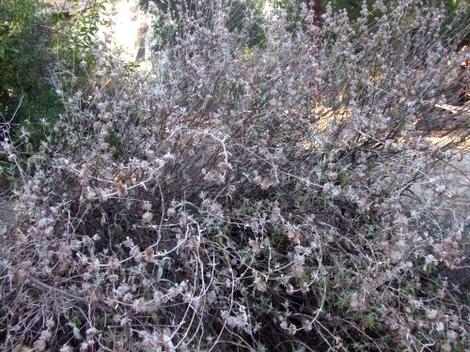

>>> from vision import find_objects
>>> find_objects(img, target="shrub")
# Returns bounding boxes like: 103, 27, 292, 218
141, 0, 268, 50
1, 1, 469, 351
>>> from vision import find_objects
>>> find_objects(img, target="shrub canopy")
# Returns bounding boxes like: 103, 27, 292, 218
1, 1, 469, 351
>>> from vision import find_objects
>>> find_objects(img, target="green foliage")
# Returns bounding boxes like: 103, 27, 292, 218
50, 0, 106, 92
0, 0, 62, 147
0, 0, 106, 189
0, 0, 106, 134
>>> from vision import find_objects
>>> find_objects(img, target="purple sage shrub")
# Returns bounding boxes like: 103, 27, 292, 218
1, 1, 469, 351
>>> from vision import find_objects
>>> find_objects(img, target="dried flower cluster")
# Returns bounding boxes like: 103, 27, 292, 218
1, 1, 469, 351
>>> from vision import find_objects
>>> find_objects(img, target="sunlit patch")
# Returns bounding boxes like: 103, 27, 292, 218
97, 0, 152, 63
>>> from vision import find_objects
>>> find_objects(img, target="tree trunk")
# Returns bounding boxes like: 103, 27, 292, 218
306, 0, 323, 27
